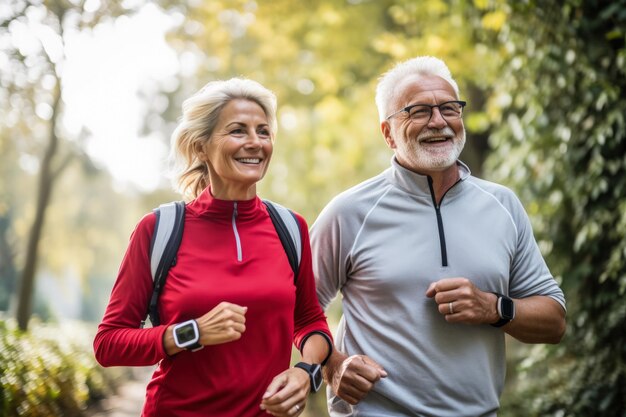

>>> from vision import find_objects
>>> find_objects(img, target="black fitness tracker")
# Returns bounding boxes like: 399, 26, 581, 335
294, 362, 323, 393
491, 293, 515, 327
173, 319, 203, 351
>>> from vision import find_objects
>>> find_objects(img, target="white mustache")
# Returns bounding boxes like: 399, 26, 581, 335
417, 127, 456, 141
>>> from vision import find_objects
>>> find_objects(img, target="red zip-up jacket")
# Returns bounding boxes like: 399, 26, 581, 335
94, 188, 332, 416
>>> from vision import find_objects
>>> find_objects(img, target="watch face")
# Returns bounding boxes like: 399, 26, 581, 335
310, 364, 323, 393
173, 320, 199, 348
501, 297, 515, 320
176, 324, 196, 343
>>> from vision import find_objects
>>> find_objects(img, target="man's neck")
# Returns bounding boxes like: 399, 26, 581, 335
425, 165, 460, 205
393, 156, 461, 204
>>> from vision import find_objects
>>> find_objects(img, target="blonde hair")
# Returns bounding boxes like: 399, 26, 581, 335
170, 78, 277, 199
375, 56, 460, 122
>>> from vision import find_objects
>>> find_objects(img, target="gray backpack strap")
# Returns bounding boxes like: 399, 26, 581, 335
144, 201, 185, 327
272, 202, 302, 267
263, 200, 302, 277
150, 202, 179, 280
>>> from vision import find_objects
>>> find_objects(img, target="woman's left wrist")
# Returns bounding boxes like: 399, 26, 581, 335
300, 331, 333, 366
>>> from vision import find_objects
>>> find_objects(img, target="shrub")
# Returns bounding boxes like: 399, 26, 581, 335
0, 316, 127, 416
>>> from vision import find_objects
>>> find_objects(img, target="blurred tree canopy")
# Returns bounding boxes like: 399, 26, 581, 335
0, 0, 151, 329
158, 0, 504, 220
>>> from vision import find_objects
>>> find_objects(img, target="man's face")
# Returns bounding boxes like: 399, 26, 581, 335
381, 74, 466, 176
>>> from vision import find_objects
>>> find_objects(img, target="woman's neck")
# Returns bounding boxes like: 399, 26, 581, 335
210, 184, 257, 201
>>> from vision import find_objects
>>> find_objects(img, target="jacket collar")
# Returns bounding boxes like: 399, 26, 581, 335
385, 156, 471, 198
185, 187, 264, 221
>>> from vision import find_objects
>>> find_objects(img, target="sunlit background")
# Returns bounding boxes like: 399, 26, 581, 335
1, 0, 624, 416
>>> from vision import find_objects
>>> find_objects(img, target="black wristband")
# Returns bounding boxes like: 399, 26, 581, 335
300, 331, 333, 366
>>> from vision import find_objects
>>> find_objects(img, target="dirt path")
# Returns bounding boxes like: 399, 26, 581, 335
87, 368, 151, 417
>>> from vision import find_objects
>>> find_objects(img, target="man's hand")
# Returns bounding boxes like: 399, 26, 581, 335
426, 278, 566, 343
324, 351, 387, 405
425, 278, 499, 325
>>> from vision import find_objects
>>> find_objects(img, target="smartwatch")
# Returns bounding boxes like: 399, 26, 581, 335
173, 319, 203, 351
491, 293, 515, 327
294, 362, 323, 393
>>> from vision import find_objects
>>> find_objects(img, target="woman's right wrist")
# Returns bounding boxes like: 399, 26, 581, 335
162, 324, 184, 356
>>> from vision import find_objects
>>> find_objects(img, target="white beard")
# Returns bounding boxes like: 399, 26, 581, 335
412, 126, 466, 171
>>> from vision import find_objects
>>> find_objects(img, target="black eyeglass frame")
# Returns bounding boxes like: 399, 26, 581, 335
386, 100, 467, 123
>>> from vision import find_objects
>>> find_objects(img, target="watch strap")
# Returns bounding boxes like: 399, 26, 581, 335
188, 342, 203, 351
294, 362, 322, 393
491, 317, 510, 328
294, 362, 312, 373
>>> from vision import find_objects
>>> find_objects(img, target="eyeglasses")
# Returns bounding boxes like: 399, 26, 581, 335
386, 100, 467, 124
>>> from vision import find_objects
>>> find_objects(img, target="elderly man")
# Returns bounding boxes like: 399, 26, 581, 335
310, 56, 566, 417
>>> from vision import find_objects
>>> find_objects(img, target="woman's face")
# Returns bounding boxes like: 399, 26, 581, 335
201, 99, 274, 200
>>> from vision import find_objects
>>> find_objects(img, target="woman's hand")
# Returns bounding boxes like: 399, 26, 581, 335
259, 367, 309, 416
196, 301, 247, 346
163, 302, 247, 355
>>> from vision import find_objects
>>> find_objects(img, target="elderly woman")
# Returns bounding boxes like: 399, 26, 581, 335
94, 78, 332, 417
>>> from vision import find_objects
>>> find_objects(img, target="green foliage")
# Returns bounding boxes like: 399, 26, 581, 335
0, 316, 126, 416
486, 0, 626, 415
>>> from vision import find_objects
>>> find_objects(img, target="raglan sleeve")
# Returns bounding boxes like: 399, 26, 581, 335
309, 197, 348, 311
291, 214, 334, 351
93, 212, 170, 367
508, 194, 566, 311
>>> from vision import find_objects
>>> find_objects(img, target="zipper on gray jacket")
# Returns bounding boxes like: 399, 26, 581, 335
232, 202, 242, 262
427, 177, 449, 267
427, 176, 464, 267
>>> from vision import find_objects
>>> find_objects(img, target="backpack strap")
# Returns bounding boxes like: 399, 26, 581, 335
143, 200, 185, 327
263, 200, 302, 280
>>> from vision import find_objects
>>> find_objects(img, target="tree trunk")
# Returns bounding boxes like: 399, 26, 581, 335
0, 212, 17, 311
16, 82, 62, 331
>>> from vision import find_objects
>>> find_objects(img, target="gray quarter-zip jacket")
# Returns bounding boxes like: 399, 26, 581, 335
311, 157, 566, 417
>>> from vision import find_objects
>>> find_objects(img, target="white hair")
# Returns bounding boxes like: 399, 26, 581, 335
375, 56, 460, 122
